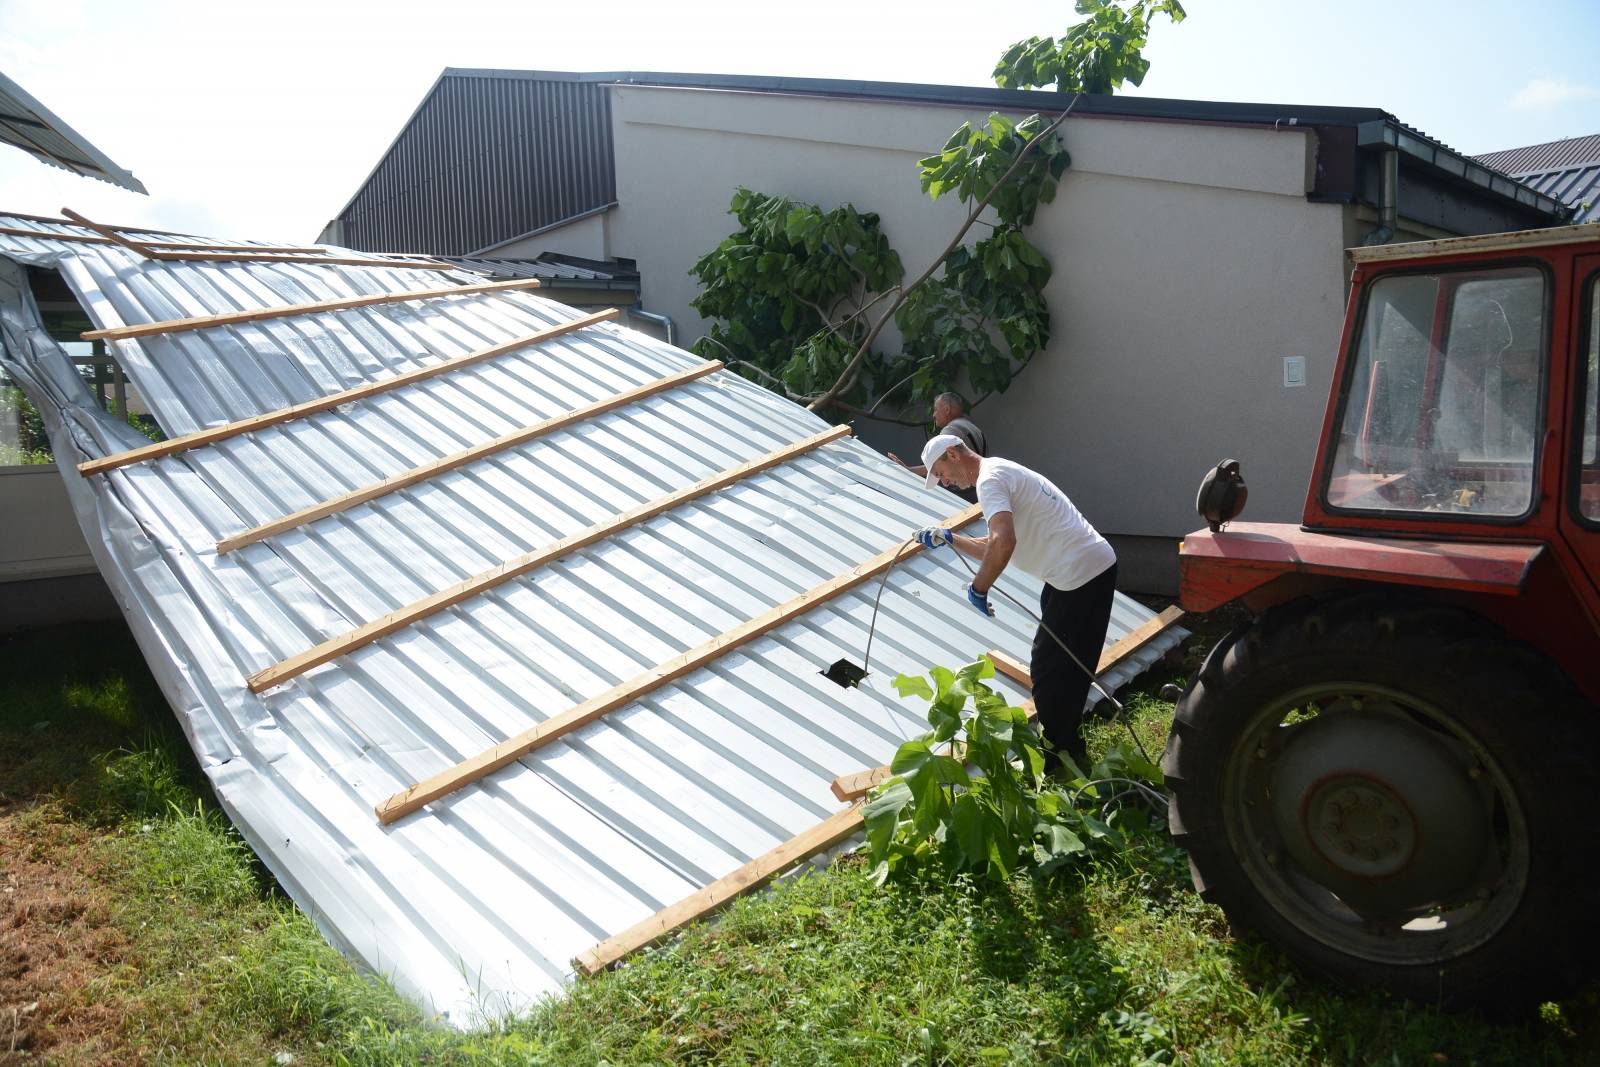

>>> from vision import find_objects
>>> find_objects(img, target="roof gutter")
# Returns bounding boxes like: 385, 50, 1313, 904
1357, 119, 1567, 219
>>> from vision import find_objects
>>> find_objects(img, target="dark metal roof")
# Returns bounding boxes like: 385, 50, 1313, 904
327, 69, 1565, 257
1476, 134, 1600, 176
0, 70, 145, 193
327, 74, 615, 256
1474, 134, 1600, 224
1514, 166, 1600, 223
441, 252, 640, 289
443, 67, 1401, 128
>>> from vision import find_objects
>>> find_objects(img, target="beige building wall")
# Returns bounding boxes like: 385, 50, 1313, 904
0, 465, 94, 583
0, 464, 117, 631
481, 208, 613, 260
571, 86, 1356, 586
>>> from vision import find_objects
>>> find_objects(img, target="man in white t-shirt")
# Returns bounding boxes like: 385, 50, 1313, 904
913, 434, 1118, 771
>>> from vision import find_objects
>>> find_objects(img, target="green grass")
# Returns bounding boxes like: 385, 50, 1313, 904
2, 621, 1596, 1065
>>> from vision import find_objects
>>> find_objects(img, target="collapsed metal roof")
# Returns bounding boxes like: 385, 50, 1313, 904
0, 72, 146, 194
0, 213, 1183, 1026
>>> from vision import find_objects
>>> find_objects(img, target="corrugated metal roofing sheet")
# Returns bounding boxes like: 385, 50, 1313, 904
1514, 166, 1600, 223
0, 219, 1184, 1027
1473, 134, 1600, 223
443, 254, 639, 284
1476, 133, 1600, 176
330, 75, 615, 257
0, 71, 146, 193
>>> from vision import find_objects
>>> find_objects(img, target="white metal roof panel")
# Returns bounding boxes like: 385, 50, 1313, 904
0, 219, 1184, 1027
0, 73, 146, 193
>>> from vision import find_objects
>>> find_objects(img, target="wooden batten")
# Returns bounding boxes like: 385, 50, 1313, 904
144, 249, 456, 271
986, 647, 1033, 688
0, 224, 114, 245
828, 606, 1186, 802
141, 241, 329, 254
62, 207, 451, 270
82, 277, 545, 342
217, 360, 721, 554
372, 502, 985, 825
1096, 605, 1186, 675
77, 308, 619, 476
61, 207, 160, 257
256, 425, 861, 698
829, 699, 1039, 802
574, 803, 866, 976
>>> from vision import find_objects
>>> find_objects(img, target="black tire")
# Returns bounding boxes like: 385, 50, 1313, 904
1163, 591, 1598, 1007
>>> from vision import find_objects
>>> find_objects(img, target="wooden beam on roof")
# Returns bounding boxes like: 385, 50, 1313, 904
141, 241, 329, 254
60, 207, 161, 257
62, 207, 453, 271
0, 224, 113, 245
827, 606, 1187, 803
574, 802, 866, 977
978, 605, 1186, 691
82, 277, 545, 342
987, 647, 1032, 689
142, 249, 457, 271
829, 697, 1039, 802
217, 360, 722, 554
1096, 605, 1186, 675
372, 502, 985, 825
255, 424, 863, 698
77, 308, 618, 476
1, 210, 200, 237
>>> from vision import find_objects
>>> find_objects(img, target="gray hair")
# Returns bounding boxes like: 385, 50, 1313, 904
933, 391, 966, 414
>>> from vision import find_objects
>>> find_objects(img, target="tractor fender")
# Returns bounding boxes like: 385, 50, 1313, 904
1178, 522, 1543, 614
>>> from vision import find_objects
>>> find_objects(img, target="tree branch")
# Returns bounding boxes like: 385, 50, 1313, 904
808, 96, 1081, 413
828, 399, 930, 427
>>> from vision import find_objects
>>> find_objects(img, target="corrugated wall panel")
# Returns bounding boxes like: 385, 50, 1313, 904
337, 76, 616, 256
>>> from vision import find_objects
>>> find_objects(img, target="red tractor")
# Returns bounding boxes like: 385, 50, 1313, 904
1166, 222, 1600, 1006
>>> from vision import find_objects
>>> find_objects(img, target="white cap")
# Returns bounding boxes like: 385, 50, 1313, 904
919, 433, 964, 490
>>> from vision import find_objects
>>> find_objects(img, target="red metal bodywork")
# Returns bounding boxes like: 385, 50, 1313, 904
1179, 524, 1543, 612
1178, 229, 1600, 705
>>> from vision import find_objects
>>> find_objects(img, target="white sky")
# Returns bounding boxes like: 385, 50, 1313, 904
2, 0, 1597, 244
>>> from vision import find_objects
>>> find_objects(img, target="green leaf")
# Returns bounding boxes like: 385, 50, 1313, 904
973, 706, 1014, 752
950, 793, 988, 867
893, 673, 934, 701
1040, 820, 1086, 858
863, 779, 912, 859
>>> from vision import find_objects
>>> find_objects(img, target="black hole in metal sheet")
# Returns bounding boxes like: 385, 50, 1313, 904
822, 658, 866, 689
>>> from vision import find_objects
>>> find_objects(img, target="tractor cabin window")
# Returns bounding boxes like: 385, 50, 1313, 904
1326, 265, 1546, 519
1581, 273, 1600, 523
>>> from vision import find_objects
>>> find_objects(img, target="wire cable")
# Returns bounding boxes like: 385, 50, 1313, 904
858, 527, 1160, 771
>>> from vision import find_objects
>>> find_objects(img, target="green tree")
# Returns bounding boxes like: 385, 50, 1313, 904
688, 0, 1185, 421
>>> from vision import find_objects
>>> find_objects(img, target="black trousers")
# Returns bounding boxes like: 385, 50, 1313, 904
1031, 562, 1118, 769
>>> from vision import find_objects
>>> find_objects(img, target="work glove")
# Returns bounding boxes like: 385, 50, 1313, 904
967, 583, 994, 617
915, 527, 953, 550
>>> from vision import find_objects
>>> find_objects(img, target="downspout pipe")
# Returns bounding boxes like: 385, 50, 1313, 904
1362, 147, 1399, 246
630, 306, 676, 346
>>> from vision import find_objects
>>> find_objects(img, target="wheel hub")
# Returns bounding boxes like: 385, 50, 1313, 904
1303, 776, 1416, 878
1266, 707, 1490, 915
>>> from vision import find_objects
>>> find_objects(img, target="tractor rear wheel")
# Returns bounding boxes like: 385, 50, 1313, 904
1163, 592, 1597, 1006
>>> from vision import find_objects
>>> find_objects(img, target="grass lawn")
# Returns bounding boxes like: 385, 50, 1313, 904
1, 618, 1595, 1065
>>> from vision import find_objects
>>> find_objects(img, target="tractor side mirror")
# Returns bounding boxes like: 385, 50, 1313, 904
1196, 459, 1248, 532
